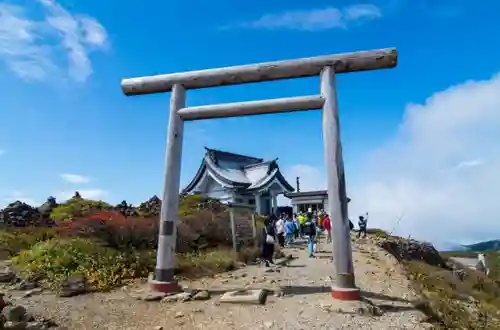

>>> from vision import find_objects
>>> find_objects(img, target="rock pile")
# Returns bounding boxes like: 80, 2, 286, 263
37, 197, 57, 219
0, 300, 56, 330
114, 200, 138, 217
0, 268, 56, 329
0, 202, 42, 227
137, 196, 162, 217
378, 238, 447, 268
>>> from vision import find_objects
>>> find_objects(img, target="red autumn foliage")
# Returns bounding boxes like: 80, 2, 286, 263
58, 210, 158, 249
58, 209, 235, 252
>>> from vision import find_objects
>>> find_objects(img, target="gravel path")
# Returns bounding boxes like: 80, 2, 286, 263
9, 234, 432, 329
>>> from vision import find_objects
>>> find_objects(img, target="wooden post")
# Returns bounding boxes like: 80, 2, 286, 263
251, 213, 257, 248
149, 83, 185, 294
229, 208, 237, 253
320, 66, 360, 300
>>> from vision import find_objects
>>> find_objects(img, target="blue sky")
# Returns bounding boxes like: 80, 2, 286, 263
1, 0, 499, 246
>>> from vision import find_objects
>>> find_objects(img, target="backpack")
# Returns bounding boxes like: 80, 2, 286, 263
302, 221, 315, 236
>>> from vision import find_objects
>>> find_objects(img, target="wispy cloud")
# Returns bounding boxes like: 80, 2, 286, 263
56, 188, 107, 201
0, 0, 108, 82
234, 5, 382, 31
3, 191, 38, 206
0, 149, 5, 156
451, 159, 484, 171
60, 173, 91, 184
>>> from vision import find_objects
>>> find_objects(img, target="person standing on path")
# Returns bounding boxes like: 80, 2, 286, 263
292, 213, 300, 239
275, 215, 286, 248
302, 213, 317, 258
284, 217, 295, 246
358, 214, 368, 238
323, 213, 332, 243
261, 216, 276, 267
298, 212, 306, 238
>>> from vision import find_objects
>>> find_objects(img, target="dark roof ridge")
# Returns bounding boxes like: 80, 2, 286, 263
204, 147, 264, 163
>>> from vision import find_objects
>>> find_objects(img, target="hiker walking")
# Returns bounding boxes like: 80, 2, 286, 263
323, 213, 332, 243
302, 213, 317, 258
284, 217, 295, 246
261, 216, 276, 267
292, 213, 300, 239
275, 215, 286, 248
357, 214, 368, 238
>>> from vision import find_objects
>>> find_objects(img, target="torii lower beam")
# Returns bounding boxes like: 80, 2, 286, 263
120, 48, 398, 300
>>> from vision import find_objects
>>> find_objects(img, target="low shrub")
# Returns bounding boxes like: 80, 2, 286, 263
175, 246, 260, 277
50, 196, 112, 223
0, 227, 58, 256
58, 211, 158, 250
11, 238, 259, 290
11, 238, 154, 290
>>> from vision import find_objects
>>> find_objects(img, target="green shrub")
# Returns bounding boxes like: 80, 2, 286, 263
50, 196, 112, 222
366, 228, 391, 239
11, 238, 154, 290
0, 228, 58, 256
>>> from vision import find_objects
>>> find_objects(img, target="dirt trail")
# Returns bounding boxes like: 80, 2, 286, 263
11, 235, 432, 329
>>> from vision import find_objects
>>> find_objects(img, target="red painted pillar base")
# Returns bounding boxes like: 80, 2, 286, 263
149, 277, 183, 294
331, 286, 361, 301
149, 280, 183, 293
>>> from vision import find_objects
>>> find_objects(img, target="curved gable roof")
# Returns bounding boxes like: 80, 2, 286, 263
182, 148, 295, 195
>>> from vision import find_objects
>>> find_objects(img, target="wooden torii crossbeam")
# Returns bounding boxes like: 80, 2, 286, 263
121, 48, 398, 301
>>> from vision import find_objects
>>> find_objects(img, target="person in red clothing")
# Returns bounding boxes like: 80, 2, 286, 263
323, 214, 332, 243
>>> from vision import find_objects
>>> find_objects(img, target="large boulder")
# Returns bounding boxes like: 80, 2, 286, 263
378, 238, 447, 268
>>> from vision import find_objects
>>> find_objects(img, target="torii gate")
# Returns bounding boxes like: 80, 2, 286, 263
121, 48, 398, 300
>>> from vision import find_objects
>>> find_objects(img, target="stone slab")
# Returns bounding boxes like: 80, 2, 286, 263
219, 289, 268, 305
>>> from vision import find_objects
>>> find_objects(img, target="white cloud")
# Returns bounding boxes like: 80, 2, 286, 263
0, 1, 108, 82
350, 73, 500, 245
59, 173, 91, 184
3, 191, 38, 206
282, 74, 500, 246
55, 188, 107, 201
278, 164, 326, 205
239, 5, 382, 31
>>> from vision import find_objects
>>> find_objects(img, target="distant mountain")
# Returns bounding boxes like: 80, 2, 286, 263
464, 240, 500, 252
436, 242, 470, 252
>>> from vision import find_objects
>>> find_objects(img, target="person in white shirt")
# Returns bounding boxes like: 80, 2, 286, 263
275, 216, 286, 248
477, 253, 490, 275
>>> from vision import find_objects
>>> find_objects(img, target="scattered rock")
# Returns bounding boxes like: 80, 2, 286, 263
142, 292, 167, 302
0, 267, 15, 283
58, 275, 87, 297
3, 305, 28, 322
192, 290, 210, 301
263, 320, 275, 328
22, 289, 43, 298
161, 292, 191, 303
4, 321, 28, 330
15, 280, 37, 291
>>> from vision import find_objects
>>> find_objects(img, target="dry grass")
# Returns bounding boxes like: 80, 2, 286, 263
406, 260, 500, 328
175, 246, 260, 278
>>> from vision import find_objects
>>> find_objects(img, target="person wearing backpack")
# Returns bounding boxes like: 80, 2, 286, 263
302, 213, 317, 258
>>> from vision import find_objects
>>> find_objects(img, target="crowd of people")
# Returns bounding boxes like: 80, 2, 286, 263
260, 210, 369, 267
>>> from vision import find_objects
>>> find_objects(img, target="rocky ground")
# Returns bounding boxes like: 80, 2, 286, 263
0, 233, 434, 330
